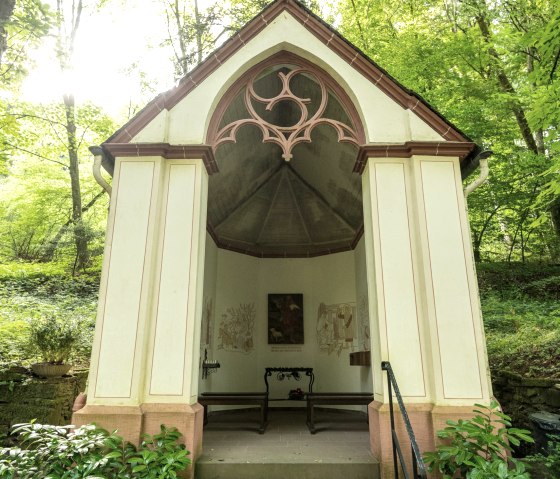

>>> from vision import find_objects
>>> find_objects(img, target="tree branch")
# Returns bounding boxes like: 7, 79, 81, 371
5, 143, 68, 167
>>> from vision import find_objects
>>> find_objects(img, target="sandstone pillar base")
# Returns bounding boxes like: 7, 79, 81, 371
369, 401, 435, 479
72, 405, 143, 444
369, 401, 492, 478
72, 403, 204, 479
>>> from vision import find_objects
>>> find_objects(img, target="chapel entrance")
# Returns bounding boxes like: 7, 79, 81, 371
197, 51, 374, 431
75, 4, 492, 478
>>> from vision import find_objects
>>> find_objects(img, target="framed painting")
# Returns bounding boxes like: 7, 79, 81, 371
268, 293, 304, 344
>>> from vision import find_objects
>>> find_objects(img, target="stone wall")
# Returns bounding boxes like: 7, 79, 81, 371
493, 371, 560, 453
0, 367, 87, 442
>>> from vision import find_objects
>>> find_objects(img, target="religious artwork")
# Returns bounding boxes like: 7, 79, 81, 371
357, 294, 371, 351
316, 302, 357, 356
268, 294, 304, 344
217, 303, 255, 353
200, 297, 213, 349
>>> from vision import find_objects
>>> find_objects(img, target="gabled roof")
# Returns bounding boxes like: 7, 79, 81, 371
103, 0, 479, 176
99, 0, 482, 258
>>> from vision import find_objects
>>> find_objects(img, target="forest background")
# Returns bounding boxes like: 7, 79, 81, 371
0, 0, 559, 382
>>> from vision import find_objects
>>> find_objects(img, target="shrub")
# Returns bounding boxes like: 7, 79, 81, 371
0, 422, 191, 478
423, 400, 534, 479
476, 263, 560, 300
481, 295, 560, 378
28, 315, 82, 364
485, 324, 560, 378
0, 264, 99, 368
525, 435, 560, 479
0, 319, 31, 365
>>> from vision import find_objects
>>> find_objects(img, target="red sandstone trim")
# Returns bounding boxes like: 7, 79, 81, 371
206, 51, 366, 153
106, 0, 470, 148
206, 234, 357, 258
353, 141, 476, 174
102, 143, 218, 175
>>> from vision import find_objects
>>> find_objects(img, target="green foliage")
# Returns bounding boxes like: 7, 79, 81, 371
0, 101, 113, 266
424, 400, 534, 479
0, 319, 31, 365
526, 435, 560, 479
481, 293, 560, 378
337, 0, 560, 262
0, 263, 99, 367
486, 322, 560, 379
477, 263, 560, 300
0, 0, 52, 86
0, 422, 191, 479
28, 315, 82, 364
476, 263, 560, 378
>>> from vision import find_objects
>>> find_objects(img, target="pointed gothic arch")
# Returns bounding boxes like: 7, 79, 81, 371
206, 51, 366, 160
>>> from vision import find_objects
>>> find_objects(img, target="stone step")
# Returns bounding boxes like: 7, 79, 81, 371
195, 459, 380, 479
195, 408, 378, 479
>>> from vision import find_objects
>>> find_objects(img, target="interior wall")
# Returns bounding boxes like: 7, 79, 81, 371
198, 234, 218, 393
200, 242, 373, 408
354, 236, 374, 395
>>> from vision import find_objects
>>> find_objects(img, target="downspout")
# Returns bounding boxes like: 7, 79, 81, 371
90, 145, 112, 197
464, 150, 493, 198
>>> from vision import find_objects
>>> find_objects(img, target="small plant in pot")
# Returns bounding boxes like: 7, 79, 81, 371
29, 315, 80, 378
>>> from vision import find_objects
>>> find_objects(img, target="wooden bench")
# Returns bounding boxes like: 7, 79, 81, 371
198, 392, 269, 434
305, 392, 373, 434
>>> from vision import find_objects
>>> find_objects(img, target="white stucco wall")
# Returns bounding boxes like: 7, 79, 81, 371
132, 11, 444, 146
361, 156, 492, 406
200, 247, 370, 407
353, 237, 374, 395
87, 157, 209, 406
198, 234, 219, 393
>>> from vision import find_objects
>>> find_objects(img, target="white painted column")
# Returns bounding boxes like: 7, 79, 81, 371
362, 159, 429, 404
143, 159, 208, 404
87, 157, 164, 406
80, 156, 208, 458
411, 156, 491, 405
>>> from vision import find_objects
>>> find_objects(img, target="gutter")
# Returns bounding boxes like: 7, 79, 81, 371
464, 150, 493, 198
90, 145, 112, 197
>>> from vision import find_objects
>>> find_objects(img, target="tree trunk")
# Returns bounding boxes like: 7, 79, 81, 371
41, 189, 105, 261
63, 92, 88, 270
0, 0, 15, 66
194, 0, 203, 64
473, 236, 482, 262
475, 14, 540, 156
549, 198, 560, 259
476, 11, 560, 241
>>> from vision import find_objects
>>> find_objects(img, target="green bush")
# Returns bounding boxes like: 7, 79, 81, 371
476, 263, 560, 299
0, 319, 31, 365
481, 295, 560, 378
0, 263, 99, 367
525, 435, 560, 478
28, 315, 83, 364
424, 400, 534, 479
0, 422, 191, 478
486, 325, 560, 378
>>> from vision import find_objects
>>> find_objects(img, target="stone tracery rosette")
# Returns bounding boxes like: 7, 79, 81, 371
212, 63, 362, 161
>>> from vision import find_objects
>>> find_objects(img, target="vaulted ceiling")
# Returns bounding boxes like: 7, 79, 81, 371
207, 63, 363, 257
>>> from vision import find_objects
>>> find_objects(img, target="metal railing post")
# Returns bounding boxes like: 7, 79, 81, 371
381, 361, 428, 479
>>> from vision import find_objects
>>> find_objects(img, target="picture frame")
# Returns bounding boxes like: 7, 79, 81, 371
268, 293, 304, 344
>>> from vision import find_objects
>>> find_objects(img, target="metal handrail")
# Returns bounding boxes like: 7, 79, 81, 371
381, 361, 428, 479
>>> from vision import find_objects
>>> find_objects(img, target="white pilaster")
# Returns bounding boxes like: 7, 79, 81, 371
88, 157, 163, 405
412, 156, 491, 405
362, 159, 429, 403
143, 159, 208, 404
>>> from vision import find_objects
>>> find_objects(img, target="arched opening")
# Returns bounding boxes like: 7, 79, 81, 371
199, 51, 372, 447
206, 51, 366, 257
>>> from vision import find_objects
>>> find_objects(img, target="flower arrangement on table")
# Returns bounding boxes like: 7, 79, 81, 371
288, 388, 304, 400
